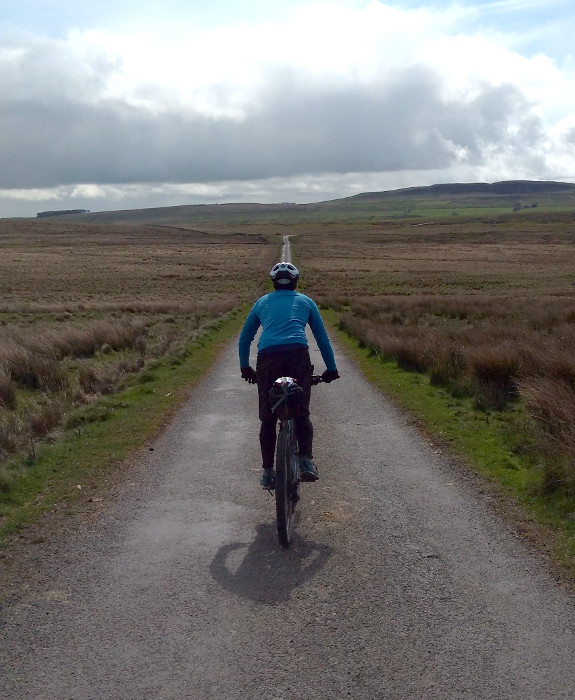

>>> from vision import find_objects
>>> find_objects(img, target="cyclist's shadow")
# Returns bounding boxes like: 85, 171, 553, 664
210, 520, 332, 606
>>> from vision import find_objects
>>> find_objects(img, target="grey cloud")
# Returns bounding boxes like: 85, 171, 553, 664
0, 46, 547, 188
1, 34, 119, 103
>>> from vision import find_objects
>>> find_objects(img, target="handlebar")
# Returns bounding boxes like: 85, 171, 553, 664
242, 370, 334, 386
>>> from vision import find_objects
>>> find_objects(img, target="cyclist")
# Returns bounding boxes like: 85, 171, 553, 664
239, 261, 340, 489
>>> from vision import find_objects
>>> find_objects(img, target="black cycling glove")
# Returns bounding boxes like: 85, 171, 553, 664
321, 369, 340, 383
241, 367, 257, 384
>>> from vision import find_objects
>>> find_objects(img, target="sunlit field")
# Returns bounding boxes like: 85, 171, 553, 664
294, 214, 575, 494
0, 219, 274, 480
3, 206, 575, 528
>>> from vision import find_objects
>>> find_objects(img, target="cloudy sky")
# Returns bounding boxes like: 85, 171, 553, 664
1, 0, 574, 217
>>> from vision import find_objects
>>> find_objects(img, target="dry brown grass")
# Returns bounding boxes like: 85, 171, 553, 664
4, 213, 574, 490
520, 378, 575, 490
293, 218, 575, 489
0, 370, 17, 409
0, 220, 270, 311
0, 219, 275, 463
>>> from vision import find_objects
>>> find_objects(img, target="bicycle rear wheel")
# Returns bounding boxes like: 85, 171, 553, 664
275, 421, 298, 547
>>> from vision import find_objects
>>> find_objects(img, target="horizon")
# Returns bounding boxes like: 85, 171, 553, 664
12, 178, 571, 221
2, 1, 575, 218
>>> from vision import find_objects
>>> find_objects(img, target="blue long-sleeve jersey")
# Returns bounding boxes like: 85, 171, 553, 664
238, 290, 337, 372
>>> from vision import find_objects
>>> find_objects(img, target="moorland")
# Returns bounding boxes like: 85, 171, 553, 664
2, 180, 575, 562
0, 219, 275, 530
37, 179, 575, 227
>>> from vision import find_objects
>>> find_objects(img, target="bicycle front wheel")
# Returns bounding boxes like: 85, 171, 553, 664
275, 422, 298, 547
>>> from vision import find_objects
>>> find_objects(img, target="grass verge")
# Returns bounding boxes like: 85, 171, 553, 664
0, 307, 248, 543
323, 308, 575, 579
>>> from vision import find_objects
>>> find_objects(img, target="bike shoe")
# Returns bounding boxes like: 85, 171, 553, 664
299, 456, 319, 482
260, 468, 275, 490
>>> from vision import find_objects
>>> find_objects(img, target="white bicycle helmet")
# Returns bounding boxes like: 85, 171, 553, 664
270, 261, 299, 286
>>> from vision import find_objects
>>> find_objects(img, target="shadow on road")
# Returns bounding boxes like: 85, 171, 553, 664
209, 522, 332, 606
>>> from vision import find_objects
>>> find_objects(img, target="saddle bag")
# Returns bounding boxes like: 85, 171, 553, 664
269, 376, 303, 420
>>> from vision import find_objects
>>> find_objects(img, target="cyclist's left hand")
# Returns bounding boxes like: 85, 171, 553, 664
241, 366, 257, 384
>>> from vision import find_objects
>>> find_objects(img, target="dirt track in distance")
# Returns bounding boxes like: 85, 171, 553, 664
2, 332, 575, 699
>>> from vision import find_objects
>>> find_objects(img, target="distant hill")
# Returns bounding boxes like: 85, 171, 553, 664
347, 180, 575, 201
37, 180, 575, 227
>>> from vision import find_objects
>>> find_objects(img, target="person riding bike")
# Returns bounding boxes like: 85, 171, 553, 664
239, 261, 340, 489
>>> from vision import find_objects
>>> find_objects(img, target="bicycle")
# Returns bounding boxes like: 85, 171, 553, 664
268, 374, 324, 548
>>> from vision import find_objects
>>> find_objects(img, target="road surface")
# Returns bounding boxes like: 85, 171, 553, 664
2, 332, 575, 699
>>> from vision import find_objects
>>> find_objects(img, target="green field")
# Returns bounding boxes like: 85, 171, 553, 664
33, 180, 575, 228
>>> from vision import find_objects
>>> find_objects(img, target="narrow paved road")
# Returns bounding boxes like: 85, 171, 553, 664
2, 333, 575, 699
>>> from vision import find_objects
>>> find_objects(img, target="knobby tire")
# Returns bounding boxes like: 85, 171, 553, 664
275, 422, 296, 547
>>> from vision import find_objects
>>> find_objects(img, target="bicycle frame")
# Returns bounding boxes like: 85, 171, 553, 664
270, 377, 302, 547
269, 375, 323, 547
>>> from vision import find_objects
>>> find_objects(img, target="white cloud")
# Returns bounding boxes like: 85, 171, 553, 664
0, 1, 574, 216
70, 184, 108, 199
0, 187, 63, 202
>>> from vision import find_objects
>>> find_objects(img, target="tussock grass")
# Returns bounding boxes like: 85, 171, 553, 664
0, 371, 17, 409
0, 219, 275, 517
0, 413, 21, 457
28, 399, 64, 438
520, 378, 575, 491
0, 307, 250, 538
77, 362, 117, 395
295, 220, 575, 499
337, 300, 575, 474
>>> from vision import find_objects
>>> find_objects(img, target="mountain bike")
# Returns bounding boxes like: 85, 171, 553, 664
268, 374, 324, 548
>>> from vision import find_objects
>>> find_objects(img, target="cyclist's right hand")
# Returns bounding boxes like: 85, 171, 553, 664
241, 366, 257, 384
321, 369, 340, 383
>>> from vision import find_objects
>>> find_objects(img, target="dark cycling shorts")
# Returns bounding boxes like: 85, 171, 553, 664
255, 346, 313, 422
